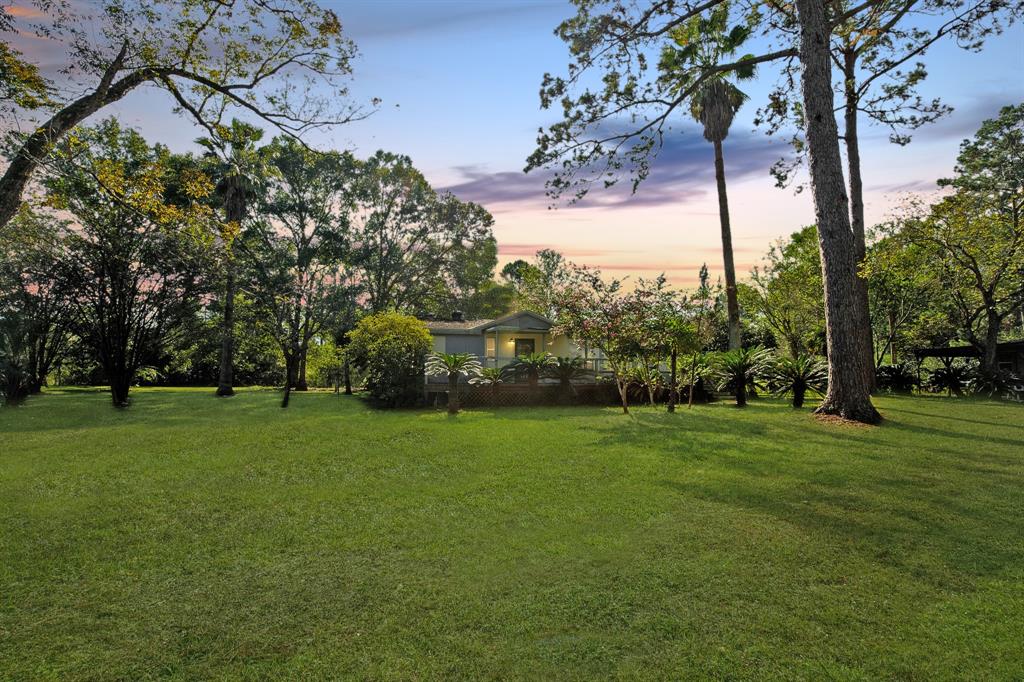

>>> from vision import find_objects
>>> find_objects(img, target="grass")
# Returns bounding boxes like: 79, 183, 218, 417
1, 388, 1022, 680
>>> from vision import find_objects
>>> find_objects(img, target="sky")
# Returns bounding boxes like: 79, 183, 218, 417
7, 0, 1024, 287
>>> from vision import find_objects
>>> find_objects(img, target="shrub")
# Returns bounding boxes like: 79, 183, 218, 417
347, 312, 432, 407
510, 352, 555, 390
925, 362, 968, 396
544, 356, 592, 403
876, 363, 919, 394
712, 347, 773, 407
768, 354, 827, 408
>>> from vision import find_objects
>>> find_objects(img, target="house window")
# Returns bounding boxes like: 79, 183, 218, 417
485, 337, 496, 358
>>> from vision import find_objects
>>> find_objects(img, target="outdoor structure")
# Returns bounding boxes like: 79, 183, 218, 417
424, 310, 605, 382
914, 340, 1024, 375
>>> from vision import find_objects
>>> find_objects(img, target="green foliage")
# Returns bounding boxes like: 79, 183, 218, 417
712, 346, 773, 407
926, 362, 969, 396
768, 354, 827, 408
348, 151, 495, 315
347, 312, 432, 407
469, 366, 509, 388
740, 226, 825, 357
425, 353, 483, 380
510, 352, 556, 388
545, 356, 591, 401
876, 363, 920, 394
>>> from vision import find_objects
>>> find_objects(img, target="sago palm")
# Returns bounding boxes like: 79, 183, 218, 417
425, 352, 482, 414
768, 354, 827, 408
470, 366, 509, 404
660, 3, 755, 350
713, 347, 772, 407
511, 352, 555, 390
544, 356, 591, 402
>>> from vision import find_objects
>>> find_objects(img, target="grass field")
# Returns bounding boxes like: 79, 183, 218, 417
1, 388, 1022, 680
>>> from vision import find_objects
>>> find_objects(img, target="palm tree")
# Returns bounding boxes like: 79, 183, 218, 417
544, 356, 591, 403
511, 352, 555, 391
713, 347, 772, 407
768, 354, 828, 408
425, 352, 482, 414
470, 366, 509, 405
196, 120, 272, 398
661, 4, 755, 350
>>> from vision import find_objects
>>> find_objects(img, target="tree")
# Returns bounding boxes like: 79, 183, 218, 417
243, 137, 359, 407
0, 0, 369, 230
527, 0, 881, 421
0, 209, 72, 393
896, 105, 1024, 375
768, 354, 828, 408
196, 120, 275, 397
757, 0, 1019, 386
793, 0, 880, 422
688, 264, 725, 408
555, 269, 668, 414
713, 347, 773, 407
660, 2, 755, 349
348, 151, 495, 315
425, 352, 481, 414
501, 249, 579, 319
347, 312, 432, 408
862, 232, 941, 365
545, 355, 591, 403
739, 226, 825, 357
42, 119, 212, 406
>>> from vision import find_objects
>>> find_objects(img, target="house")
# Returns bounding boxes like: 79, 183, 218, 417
424, 310, 605, 381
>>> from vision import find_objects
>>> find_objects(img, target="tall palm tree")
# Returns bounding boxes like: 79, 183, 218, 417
661, 4, 755, 350
196, 120, 271, 397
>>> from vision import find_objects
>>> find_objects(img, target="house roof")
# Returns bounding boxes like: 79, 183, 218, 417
424, 310, 554, 335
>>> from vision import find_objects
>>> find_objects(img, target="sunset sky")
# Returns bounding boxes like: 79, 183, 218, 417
9, 0, 1024, 287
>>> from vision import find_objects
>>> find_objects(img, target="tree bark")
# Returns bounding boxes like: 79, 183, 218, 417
343, 355, 352, 395
714, 138, 742, 350
0, 45, 141, 230
795, 0, 881, 424
296, 351, 309, 391
216, 265, 236, 396
216, 184, 245, 397
842, 52, 877, 390
667, 350, 678, 412
447, 373, 460, 414
281, 352, 297, 408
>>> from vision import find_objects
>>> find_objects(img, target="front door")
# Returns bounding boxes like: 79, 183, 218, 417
513, 338, 535, 383
514, 338, 535, 358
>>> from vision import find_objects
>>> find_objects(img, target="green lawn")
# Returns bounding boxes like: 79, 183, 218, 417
1, 389, 1022, 680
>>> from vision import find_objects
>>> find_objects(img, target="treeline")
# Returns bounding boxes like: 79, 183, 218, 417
0, 118, 516, 406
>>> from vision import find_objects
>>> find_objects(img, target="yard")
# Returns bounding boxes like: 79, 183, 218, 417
1, 389, 1022, 680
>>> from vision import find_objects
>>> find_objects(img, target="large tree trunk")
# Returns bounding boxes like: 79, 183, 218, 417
343, 355, 352, 395
713, 139, 742, 350
281, 352, 297, 408
296, 351, 309, 391
216, 184, 246, 397
981, 309, 1001, 375
795, 0, 880, 424
216, 266, 236, 396
842, 52, 877, 390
